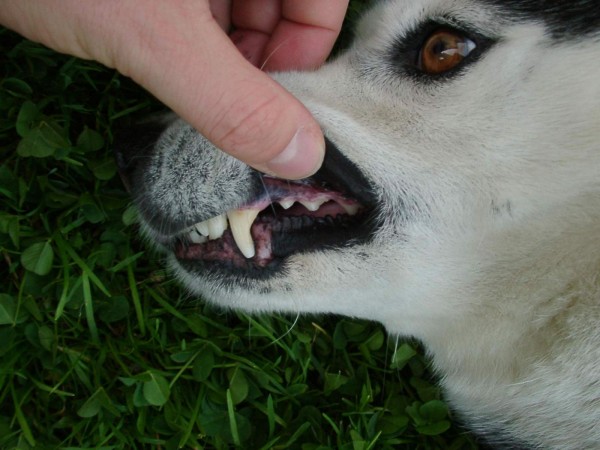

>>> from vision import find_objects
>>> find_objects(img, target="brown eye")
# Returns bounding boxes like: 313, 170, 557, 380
418, 30, 477, 75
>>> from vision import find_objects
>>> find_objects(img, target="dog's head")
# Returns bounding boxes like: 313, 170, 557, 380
116, 0, 600, 338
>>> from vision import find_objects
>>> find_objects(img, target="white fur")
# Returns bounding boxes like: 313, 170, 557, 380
137, 1, 600, 447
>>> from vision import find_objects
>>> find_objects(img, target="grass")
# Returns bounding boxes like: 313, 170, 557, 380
0, 4, 480, 449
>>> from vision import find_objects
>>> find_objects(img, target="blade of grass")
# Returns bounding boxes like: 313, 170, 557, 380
248, 397, 286, 430
258, 437, 281, 450
109, 250, 144, 272
54, 232, 110, 297
30, 376, 74, 398
109, 100, 153, 121
267, 394, 276, 437
178, 388, 203, 448
145, 285, 187, 321
82, 271, 100, 345
323, 412, 342, 435
13, 270, 26, 327
126, 262, 145, 336
283, 421, 311, 448
11, 384, 36, 447
226, 388, 241, 447
54, 234, 71, 320
168, 350, 199, 388
365, 431, 383, 450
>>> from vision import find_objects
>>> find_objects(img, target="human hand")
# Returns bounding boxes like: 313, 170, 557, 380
0, 0, 349, 179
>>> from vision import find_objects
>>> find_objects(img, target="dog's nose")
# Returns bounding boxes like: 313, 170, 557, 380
113, 123, 166, 193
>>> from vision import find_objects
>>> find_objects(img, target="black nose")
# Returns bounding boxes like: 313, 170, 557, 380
113, 122, 167, 193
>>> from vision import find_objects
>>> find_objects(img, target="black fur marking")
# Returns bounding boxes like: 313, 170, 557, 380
483, 0, 600, 40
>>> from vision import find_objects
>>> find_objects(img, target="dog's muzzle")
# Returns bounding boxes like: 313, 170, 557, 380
116, 131, 379, 279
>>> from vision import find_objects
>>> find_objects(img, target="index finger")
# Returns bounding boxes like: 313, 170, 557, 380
232, 0, 348, 70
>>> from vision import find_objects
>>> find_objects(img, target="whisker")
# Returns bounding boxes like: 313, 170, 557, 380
271, 313, 300, 345
259, 174, 278, 216
260, 38, 292, 71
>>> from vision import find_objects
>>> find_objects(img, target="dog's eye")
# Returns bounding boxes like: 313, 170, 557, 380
418, 29, 477, 75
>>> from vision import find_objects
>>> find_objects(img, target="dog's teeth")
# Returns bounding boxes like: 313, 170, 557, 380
207, 214, 228, 240
341, 203, 360, 216
299, 199, 326, 212
195, 222, 210, 237
279, 199, 295, 210
189, 229, 207, 244
227, 209, 260, 259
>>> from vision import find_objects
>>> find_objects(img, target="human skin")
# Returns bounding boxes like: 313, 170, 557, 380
0, 0, 349, 179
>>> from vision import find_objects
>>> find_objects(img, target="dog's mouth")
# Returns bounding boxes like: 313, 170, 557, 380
170, 141, 378, 277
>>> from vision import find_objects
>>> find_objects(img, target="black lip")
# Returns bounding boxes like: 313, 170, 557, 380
179, 209, 375, 280
312, 137, 378, 206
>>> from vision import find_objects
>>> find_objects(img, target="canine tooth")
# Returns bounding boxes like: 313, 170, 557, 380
341, 203, 360, 215
227, 209, 260, 259
207, 214, 228, 240
189, 230, 207, 244
299, 199, 326, 212
195, 222, 210, 237
279, 199, 295, 210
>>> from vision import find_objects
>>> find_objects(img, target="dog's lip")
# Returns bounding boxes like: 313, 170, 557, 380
172, 176, 372, 267
161, 137, 379, 276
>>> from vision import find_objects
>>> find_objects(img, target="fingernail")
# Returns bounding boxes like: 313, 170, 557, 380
264, 127, 325, 179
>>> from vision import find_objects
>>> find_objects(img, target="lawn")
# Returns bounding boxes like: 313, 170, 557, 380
0, 4, 480, 449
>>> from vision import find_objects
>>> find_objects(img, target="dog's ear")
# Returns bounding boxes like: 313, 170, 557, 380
113, 112, 176, 192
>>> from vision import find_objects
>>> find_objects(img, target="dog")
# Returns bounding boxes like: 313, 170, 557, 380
115, 0, 600, 448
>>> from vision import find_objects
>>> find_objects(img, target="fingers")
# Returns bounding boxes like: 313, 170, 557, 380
0, 0, 345, 179
209, 0, 232, 32
0, 1, 119, 61
231, 0, 349, 71
268, 0, 349, 70
122, 2, 325, 179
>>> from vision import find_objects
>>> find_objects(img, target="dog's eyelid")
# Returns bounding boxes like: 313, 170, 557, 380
388, 19, 497, 81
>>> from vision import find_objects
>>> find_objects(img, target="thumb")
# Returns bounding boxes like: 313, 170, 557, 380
120, 5, 325, 179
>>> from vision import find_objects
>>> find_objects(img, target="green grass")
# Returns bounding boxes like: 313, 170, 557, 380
0, 6, 480, 449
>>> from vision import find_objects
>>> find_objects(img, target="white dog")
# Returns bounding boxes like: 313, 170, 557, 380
116, 1, 600, 448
